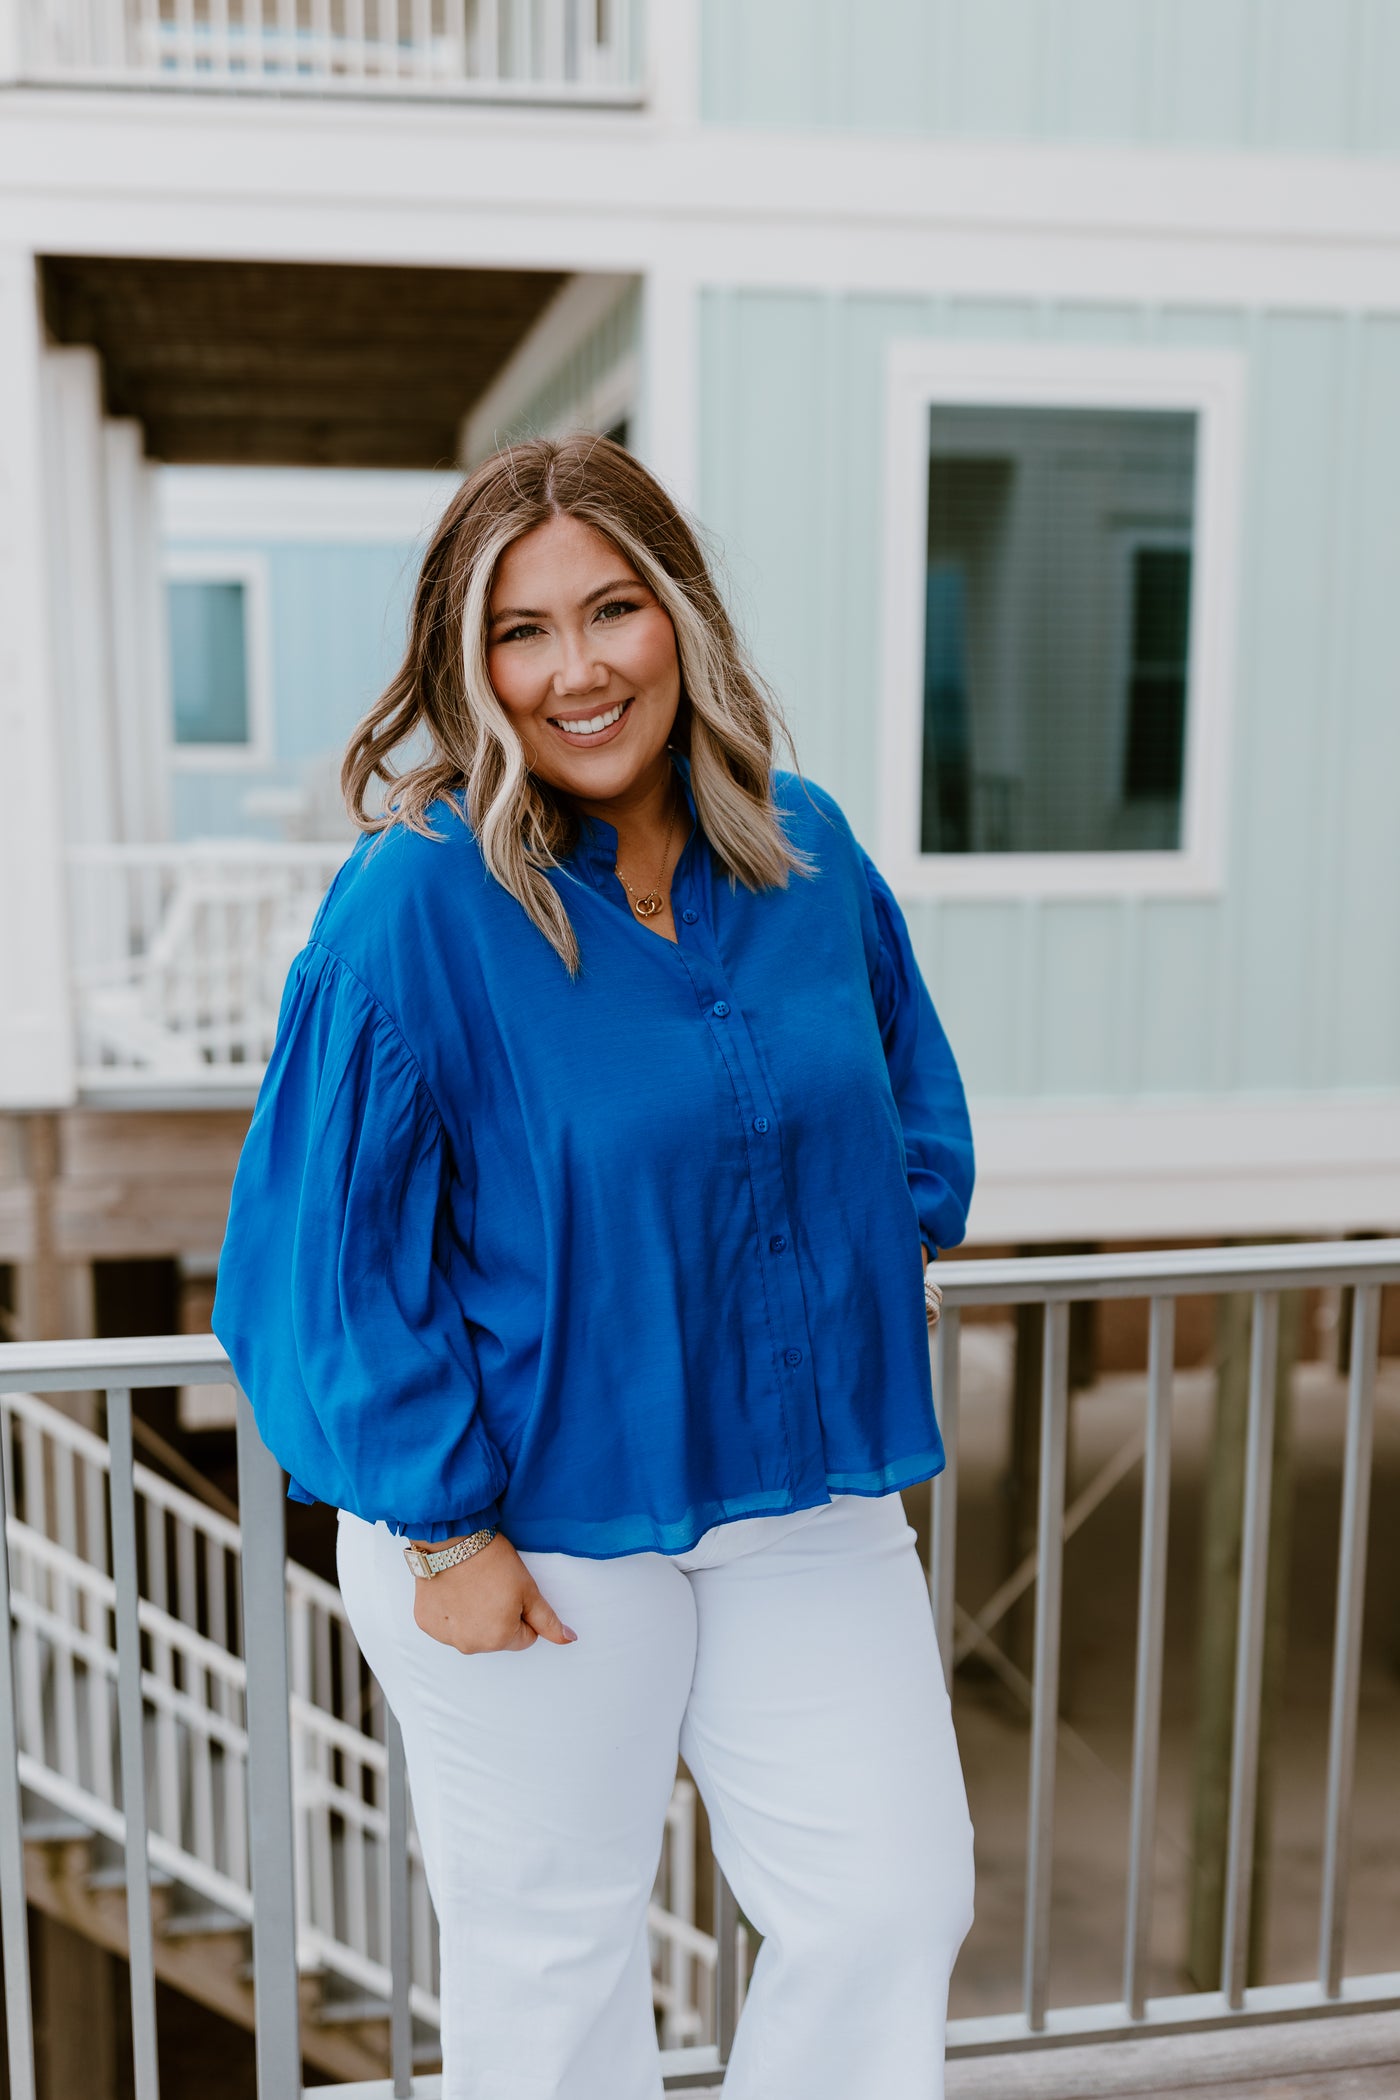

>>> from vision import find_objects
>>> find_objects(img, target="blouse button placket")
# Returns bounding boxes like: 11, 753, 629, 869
676, 918, 822, 1498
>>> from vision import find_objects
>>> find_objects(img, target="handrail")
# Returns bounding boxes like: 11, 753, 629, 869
0, 1236, 1396, 2095
2, 1240, 1397, 1390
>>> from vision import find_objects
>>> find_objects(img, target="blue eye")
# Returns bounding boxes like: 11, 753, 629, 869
498, 623, 541, 644
596, 599, 639, 623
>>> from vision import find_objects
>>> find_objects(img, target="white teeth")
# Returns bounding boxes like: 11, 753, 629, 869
552, 700, 626, 737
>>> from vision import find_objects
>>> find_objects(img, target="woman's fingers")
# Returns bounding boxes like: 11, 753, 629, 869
522, 1585, 578, 1646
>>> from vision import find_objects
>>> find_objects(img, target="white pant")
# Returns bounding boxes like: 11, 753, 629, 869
336, 1490, 975, 2100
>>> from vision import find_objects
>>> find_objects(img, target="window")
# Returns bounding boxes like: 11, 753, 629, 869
920, 406, 1196, 857
164, 553, 271, 767
169, 580, 250, 746
881, 345, 1244, 899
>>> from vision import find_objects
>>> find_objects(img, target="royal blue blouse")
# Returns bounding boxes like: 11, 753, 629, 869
211, 750, 974, 1559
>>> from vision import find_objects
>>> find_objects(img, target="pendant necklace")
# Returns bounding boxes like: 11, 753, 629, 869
614, 789, 681, 920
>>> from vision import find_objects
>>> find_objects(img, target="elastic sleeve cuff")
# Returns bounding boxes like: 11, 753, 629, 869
385, 1502, 502, 1545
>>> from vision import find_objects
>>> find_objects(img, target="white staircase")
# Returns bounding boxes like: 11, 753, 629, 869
3, 1385, 724, 2078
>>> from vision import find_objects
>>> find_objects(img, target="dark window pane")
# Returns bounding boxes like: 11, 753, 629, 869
1131, 544, 1191, 664
1123, 546, 1191, 802
920, 405, 1196, 855
1124, 673, 1187, 800
168, 580, 250, 746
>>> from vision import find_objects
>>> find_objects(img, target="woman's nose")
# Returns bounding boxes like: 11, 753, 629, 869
551, 633, 609, 697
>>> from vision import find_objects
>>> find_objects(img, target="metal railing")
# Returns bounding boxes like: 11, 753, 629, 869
1, 1236, 1397, 2097
929, 1238, 1400, 2055
11, 0, 643, 101
0, 1361, 719, 2096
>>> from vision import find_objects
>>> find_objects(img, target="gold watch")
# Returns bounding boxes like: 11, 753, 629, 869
403, 1528, 497, 1578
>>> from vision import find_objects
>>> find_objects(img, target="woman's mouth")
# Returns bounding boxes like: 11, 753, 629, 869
546, 697, 633, 746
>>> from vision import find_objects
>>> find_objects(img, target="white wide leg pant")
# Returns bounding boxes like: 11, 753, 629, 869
335, 1489, 975, 2100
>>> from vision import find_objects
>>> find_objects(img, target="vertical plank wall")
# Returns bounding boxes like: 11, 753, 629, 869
701, 0, 1400, 153
697, 289, 1400, 1107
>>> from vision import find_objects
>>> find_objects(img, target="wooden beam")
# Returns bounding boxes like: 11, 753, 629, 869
42, 256, 567, 469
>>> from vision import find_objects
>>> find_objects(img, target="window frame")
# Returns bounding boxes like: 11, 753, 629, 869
163, 549, 273, 771
878, 342, 1245, 899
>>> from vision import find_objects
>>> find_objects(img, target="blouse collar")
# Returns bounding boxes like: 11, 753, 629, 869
570, 748, 698, 885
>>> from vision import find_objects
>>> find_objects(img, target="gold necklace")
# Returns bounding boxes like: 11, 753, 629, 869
613, 790, 681, 920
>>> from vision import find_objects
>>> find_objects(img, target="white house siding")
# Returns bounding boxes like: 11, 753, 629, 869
701, 0, 1400, 153
697, 288, 1400, 1119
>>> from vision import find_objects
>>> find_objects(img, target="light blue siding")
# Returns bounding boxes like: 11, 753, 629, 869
1038, 902, 1131, 1097
1324, 316, 1400, 1088
1135, 900, 1221, 1097
167, 541, 420, 842
698, 288, 1400, 1105
701, 0, 1400, 151
928, 899, 1028, 1098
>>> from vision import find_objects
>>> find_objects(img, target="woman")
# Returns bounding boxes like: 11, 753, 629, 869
213, 434, 976, 2100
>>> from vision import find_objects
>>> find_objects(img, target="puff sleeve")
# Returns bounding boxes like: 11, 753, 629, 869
212, 942, 508, 1542
859, 850, 975, 1258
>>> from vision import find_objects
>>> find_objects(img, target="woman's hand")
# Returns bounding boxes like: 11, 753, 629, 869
411, 1534, 578, 1654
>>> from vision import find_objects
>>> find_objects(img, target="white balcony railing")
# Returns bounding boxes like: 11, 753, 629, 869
67, 841, 349, 1095
13, 0, 643, 100
1, 1240, 1398, 2097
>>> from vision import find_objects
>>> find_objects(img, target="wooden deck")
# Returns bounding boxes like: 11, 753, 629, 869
945, 2009, 1400, 2098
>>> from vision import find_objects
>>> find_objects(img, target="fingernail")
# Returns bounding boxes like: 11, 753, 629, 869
563, 1626, 578, 1642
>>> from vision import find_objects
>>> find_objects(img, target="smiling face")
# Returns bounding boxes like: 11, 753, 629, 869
486, 512, 682, 809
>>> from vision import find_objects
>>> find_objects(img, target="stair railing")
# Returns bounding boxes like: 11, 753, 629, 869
0, 1356, 713, 2097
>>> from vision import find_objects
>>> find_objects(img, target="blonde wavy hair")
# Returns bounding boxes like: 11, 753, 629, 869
341, 434, 817, 977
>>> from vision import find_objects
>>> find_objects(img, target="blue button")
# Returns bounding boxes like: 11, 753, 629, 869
784, 1347, 803, 1368
712, 1000, 730, 1018
752, 1116, 769, 1134
769, 1234, 787, 1252
682, 908, 698, 925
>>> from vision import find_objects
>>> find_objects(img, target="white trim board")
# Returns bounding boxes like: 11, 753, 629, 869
965, 1096, 1400, 1244
5, 105, 1400, 311
877, 342, 1246, 901
159, 467, 463, 544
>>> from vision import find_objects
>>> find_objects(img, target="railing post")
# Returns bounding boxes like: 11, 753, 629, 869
930, 1305, 961, 1678
235, 1387, 303, 2099
1023, 1298, 1071, 2031
1318, 1283, 1380, 1997
1123, 1297, 1175, 2019
713, 1864, 741, 2065
1220, 1291, 1280, 2009
107, 1386, 163, 2099
0, 1395, 38, 2100
386, 1709, 415, 2098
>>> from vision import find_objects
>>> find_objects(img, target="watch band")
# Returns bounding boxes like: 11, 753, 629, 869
924, 1270, 943, 1330
403, 1528, 497, 1579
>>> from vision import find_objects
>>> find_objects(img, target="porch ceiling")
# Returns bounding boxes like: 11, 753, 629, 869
40, 256, 567, 468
